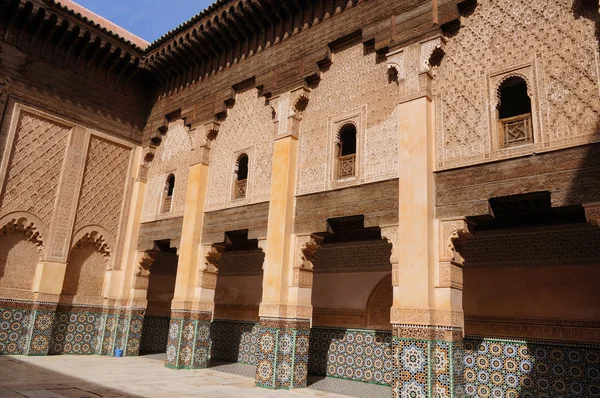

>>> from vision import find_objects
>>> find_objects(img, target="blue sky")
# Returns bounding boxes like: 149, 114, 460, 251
77, 0, 214, 43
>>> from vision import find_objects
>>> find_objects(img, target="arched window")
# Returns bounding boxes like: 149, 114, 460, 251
162, 174, 175, 213
234, 154, 248, 199
337, 123, 357, 178
497, 76, 533, 148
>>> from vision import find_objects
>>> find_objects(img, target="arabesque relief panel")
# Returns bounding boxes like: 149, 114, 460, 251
142, 120, 192, 222
434, 0, 600, 169
297, 42, 400, 195
74, 136, 131, 236
205, 87, 273, 211
0, 109, 70, 226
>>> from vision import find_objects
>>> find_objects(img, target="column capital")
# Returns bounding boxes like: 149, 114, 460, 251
270, 85, 311, 139
438, 217, 473, 291
386, 34, 445, 102
584, 202, 600, 226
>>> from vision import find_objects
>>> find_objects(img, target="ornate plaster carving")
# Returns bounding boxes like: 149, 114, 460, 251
0, 214, 44, 253
584, 202, 600, 226
419, 36, 445, 74
434, 0, 600, 169
71, 227, 112, 265
296, 234, 324, 270
205, 87, 273, 210
141, 120, 193, 222
298, 43, 400, 195
0, 110, 70, 227
438, 218, 473, 290
202, 243, 226, 273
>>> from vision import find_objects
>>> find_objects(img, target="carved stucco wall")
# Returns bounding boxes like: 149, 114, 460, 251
62, 243, 107, 304
297, 42, 400, 195
74, 136, 131, 241
0, 233, 39, 296
0, 111, 70, 227
206, 87, 273, 211
434, 0, 600, 169
141, 120, 192, 222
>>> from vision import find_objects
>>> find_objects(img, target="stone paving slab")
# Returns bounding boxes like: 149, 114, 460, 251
0, 355, 390, 398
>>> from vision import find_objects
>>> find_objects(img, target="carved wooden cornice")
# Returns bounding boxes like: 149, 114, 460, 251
0, 0, 148, 94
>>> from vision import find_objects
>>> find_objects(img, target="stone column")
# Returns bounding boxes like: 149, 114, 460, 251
256, 86, 312, 389
165, 122, 214, 369
388, 37, 468, 397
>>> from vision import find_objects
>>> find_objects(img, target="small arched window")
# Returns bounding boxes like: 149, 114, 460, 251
497, 76, 533, 148
337, 123, 357, 178
234, 154, 248, 199
162, 174, 175, 213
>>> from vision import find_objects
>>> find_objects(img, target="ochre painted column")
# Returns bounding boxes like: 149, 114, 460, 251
256, 87, 312, 389
165, 122, 214, 369
389, 37, 466, 398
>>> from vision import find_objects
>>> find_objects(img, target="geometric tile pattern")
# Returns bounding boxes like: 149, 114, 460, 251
255, 318, 310, 389
0, 301, 143, 358
463, 337, 600, 398
165, 310, 212, 369
392, 325, 463, 398
49, 308, 102, 355
140, 316, 170, 354
0, 305, 32, 355
308, 328, 393, 386
210, 320, 260, 365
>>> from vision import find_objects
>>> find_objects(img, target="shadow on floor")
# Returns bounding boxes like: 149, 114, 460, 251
0, 355, 142, 398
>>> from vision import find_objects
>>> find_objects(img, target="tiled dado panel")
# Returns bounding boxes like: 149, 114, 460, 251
0, 300, 56, 355
210, 320, 260, 365
140, 316, 170, 354
392, 327, 464, 398
0, 301, 142, 357
50, 307, 103, 355
308, 328, 394, 386
54, 306, 143, 357
463, 337, 600, 398
255, 318, 311, 389
165, 311, 212, 369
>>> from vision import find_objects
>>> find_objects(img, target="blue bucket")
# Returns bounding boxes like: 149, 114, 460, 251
115, 348, 123, 357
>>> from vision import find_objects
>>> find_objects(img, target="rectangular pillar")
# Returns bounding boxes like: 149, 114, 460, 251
166, 126, 213, 369
393, 90, 465, 397
256, 87, 312, 389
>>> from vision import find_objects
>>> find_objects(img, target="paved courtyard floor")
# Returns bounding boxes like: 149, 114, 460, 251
0, 354, 392, 398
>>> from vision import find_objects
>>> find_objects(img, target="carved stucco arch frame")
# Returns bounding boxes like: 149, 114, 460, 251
0, 211, 45, 257
71, 225, 113, 268
493, 72, 534, 109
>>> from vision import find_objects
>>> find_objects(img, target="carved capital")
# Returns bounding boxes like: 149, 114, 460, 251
295, 234, 324, 270
386, 35, 444, 97
204, 120, 221, 145
202, 243, 226, 273
137, 250, 159, 277
419, 36, 445, 74
271, 86, 311, 139
438, 217, 473, 290
439, 217, 473, 265
380, 225, 399, 265
584, 202, 600, 226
